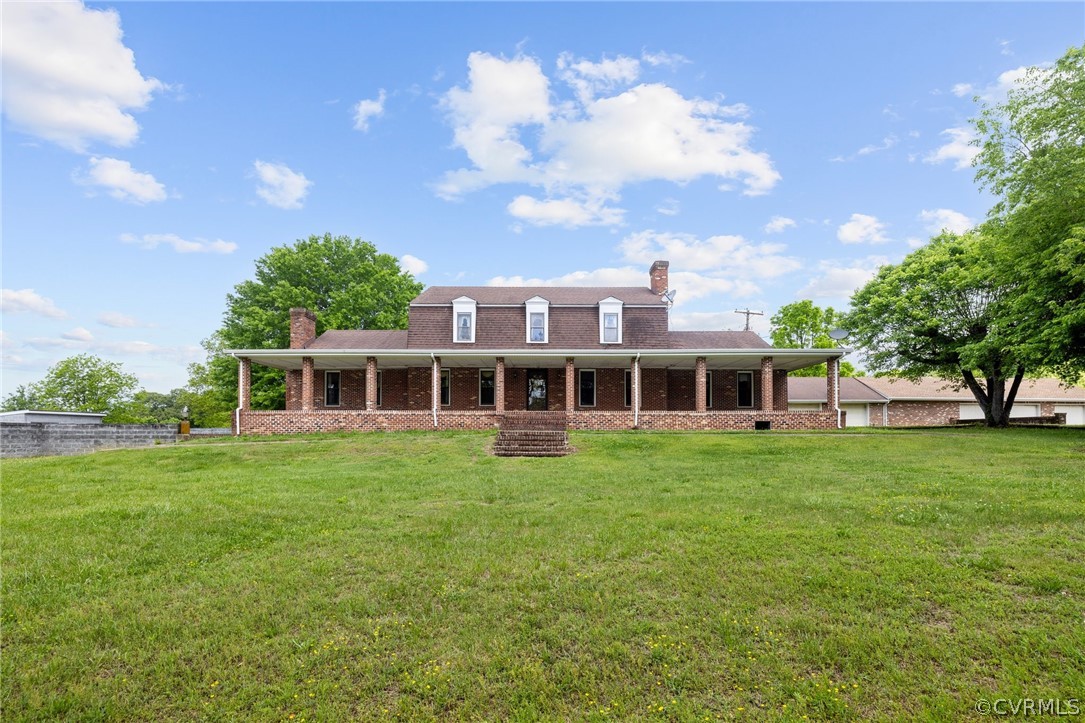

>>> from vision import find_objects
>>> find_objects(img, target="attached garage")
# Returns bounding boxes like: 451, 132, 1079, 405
841, 403, 869, 427
959, 403, 1039, 420
1055, 404, 1085, 425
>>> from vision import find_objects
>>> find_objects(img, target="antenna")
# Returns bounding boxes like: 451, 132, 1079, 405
662, 289, 677, 308
733, 308, 763, 332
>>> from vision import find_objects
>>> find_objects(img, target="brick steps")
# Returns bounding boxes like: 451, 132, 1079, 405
494, 413, 570, 457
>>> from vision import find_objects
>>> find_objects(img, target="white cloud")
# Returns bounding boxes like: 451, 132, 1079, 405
252, 160, 312, 209
670, 310, 771, 335
557, 52, 641, 104
831, 134, 898, 162
78, 156, 166, 204
798, 257, 888, 302
656, 198, 680, 217
924, 127, 979, 170
999, 39, 1014, 57
400, 254, 428, 275
436, 51, 779, 226
1, 288, 68, 319
352, 89, 386, 132
764, 216, 796, 234
951, 83, 974, 98
120, 232, 237, 254
1, 0, 162, 152
507, 195, 624, 227
641, 50, 690, 69
98, 311, 153, 328
62, 327, 94, 342
619, 230, 800, 280
906, 237, 927, 249
919, 208, 973, 235
837, 214, 889, 245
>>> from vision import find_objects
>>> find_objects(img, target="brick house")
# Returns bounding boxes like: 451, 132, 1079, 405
788, 375, 1085, 426
230, 260, 846, 435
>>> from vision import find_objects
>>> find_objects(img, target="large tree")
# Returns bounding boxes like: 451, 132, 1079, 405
770, 300, 860, 377
197, 234, 424, 409
972, 44, 1085, 381
845, 231, 1025, 427
1, 354, 142, 423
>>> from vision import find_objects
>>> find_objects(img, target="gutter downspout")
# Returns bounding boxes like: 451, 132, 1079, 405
234, 352, 242, 437
835, 362, 842, 430
430, 353, 438, 428
633, 352, 641, 429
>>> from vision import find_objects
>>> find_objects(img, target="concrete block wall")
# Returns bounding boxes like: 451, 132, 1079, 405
0, 422, 178, 458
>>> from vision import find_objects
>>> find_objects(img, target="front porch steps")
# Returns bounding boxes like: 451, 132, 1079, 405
493, 411, 570, 457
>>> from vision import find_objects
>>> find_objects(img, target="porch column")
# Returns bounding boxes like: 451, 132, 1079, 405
565, 357, 575, 412
760, 356, 774, 412
238, 357, 251, 410
301, 356, 314, 411
365, 356, 378, 410
431, 356, 441, 427
695, 356, 707, 413
495, 357, 505, 414
826, 356, 840, 427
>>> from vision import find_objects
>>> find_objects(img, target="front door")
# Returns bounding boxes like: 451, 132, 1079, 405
526, 369, 548, 411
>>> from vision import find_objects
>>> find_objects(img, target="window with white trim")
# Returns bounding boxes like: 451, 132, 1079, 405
737, 371, 754, 408
376, 370, 383, 407
479, 369, 496, 406
705, 370, 713, 409
579, 369, 596, 407
441, 369, 451, 406
624, 369, 632, 407
324, 370, 341, 407
452, 296, 476, 343
598, 297, 623, 344
525, 296, 549, 343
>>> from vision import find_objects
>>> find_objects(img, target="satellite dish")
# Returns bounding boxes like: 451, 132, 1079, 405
828, 328, 849, 341
663, 289, 677, 304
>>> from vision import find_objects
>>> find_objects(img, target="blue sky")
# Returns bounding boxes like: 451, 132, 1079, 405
3, 1, 1082, 396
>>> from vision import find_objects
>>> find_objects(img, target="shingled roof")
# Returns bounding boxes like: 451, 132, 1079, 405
307, 330, 408, 349
666, 331, 772, 349
411, 286, 664, 305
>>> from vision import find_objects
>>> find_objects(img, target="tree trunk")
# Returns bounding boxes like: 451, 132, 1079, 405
960, 366, 1026, 428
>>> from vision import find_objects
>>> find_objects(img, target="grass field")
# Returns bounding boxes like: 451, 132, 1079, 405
3, 428, 1084, 721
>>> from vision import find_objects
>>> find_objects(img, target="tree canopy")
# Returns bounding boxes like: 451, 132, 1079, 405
972, 44, 1085, 381
196, 234, 424, 410
1, 354, 142, 423
844, 231, 1026, 426
770, 300, 860, 377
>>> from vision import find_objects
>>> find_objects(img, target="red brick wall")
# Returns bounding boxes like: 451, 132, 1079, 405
667, 370, 695, 411
886, 401, 959, 426
237, 409, 838, 435
570, 410, 837, 431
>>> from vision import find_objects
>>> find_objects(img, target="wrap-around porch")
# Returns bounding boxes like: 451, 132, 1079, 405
232, 349, 844, 433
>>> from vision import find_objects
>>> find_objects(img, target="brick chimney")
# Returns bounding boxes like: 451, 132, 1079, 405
649, 260, 669, 296
289, 308, 317, 349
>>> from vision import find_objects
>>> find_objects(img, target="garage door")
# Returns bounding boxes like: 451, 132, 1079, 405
841, 403, 868, 427
959, 403, 1039, 420
1055, 404, 1085, 425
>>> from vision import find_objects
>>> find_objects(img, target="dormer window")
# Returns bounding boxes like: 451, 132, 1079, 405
525, 296, 549, 344
598, 297, 623, 344
452, 296, 476, 343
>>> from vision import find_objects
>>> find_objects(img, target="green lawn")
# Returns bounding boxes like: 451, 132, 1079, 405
3, 429, 1084, 721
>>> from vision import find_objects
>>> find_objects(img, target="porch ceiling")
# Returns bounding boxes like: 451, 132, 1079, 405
231, 348, 845, 372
